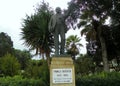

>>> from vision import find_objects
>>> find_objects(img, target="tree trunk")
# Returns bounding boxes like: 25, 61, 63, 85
46, 52, 51, 68
46, 56, 50, 68
99, 35, 109, 72
98, 26, 109, 72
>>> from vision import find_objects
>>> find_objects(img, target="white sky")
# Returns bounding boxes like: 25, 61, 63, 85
0, 0, 86, 54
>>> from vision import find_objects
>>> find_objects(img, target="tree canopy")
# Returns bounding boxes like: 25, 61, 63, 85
21, 2, 53, 59
67, 0, 120, 71
0, 32, 14, 57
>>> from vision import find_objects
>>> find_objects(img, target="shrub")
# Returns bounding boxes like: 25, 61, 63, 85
23, 60, 50, 86
0, 53, 20, 76
0, 75, 47, 86
0, 72, 120, 86
76, 72, 120, 86
75, 55, 95, 76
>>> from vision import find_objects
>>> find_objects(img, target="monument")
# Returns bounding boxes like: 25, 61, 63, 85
49, 7, 75, 86
49, 7, 68, 55
50, 56, 75, 86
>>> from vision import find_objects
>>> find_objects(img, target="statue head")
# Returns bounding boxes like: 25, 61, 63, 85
55, 7, 61, 14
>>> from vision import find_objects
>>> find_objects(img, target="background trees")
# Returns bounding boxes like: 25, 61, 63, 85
110, 0, 120, 66
0, 32, 32, 76
67, 0, 120, 72
0, 32, 14, 57
14, 49, 31, 70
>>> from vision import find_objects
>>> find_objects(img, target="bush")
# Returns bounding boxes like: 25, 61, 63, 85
23, 60, 49, 86
76, 72, 120, 86
24, 60, 49, 77
0, 72, 120, 86
0, 53, 20, 76
0, 75, 47, 86
75, 55, 95, 76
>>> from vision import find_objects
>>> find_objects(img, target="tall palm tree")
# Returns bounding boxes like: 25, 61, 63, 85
21, 2, 54, 66
66, 35, 83, 60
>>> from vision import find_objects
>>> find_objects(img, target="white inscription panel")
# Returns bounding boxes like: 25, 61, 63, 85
53, 68, 72, 84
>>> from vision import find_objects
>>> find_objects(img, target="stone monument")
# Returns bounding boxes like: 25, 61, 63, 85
49, 7, 76, 86
50, 56, 75, 86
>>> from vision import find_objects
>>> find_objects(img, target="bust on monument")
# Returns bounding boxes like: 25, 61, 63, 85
49, 7, 69, 56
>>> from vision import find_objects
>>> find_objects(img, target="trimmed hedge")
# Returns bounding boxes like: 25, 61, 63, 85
0, 76, 47, 86
0, 72, 120, 86
76, 72, 120, 86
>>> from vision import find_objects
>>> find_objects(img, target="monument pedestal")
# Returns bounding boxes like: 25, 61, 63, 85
50, 56, 75, 86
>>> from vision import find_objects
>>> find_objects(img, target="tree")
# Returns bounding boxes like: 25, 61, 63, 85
0, 32, 14, 57
14, 49, 31, 70
110, 1, 120, 52
110, 0, 120, 67
21, 2, 53, 66
68, 0, 114, 72
0, 53, 20, 76
66, 35, 83, 60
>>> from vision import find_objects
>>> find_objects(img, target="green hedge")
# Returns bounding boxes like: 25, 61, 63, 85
0, 76, 48, 86
0, 72, 120, 86
76, 72, 120, 86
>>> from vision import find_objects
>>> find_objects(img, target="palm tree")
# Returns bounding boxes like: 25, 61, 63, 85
21, 2, 54, 66
66, 35, 83, 60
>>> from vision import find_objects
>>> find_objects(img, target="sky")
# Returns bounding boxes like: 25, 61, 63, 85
0, 0, 86, 54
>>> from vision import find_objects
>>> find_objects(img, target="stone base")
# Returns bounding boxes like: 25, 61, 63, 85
50, 56, 75, 86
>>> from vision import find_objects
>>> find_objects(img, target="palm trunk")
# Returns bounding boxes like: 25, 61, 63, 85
46, 52, 50, 68
46, 56, 50, 68
98, 26, 109, 72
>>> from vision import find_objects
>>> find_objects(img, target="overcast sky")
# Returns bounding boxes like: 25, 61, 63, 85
0, 0, 86, 54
